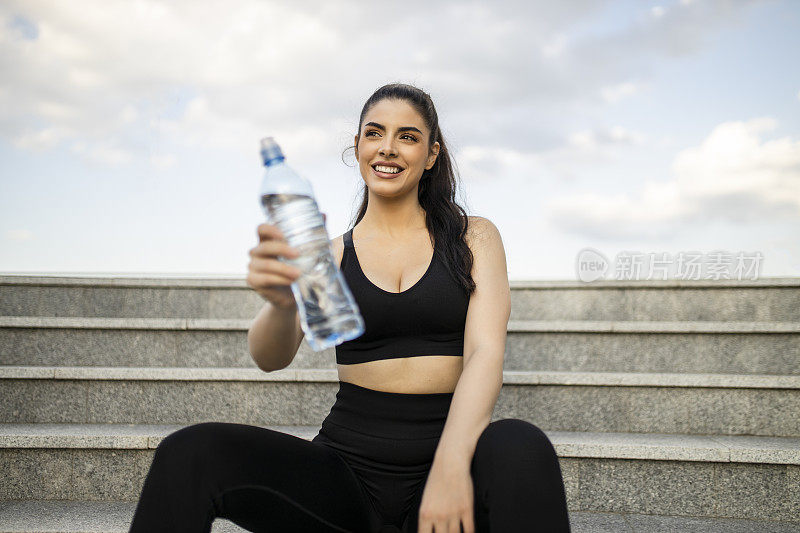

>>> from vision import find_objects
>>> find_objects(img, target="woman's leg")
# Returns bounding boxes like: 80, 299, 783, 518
470, 418, 571, 533
128, 421, 374, 533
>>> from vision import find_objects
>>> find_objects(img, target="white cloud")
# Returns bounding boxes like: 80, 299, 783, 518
651, 6, 667, 19
456, 145, 546, 182
150, 153, 177, 170
546, 117, 800, 238
452, 124, 650, 185
0, 0, 756, 170
600, 81, 646, 103
542, 33, 569, 59
120, 105, 137, 124
37, 100, 80, 121
4, 228, 34, 241
70, 139, 132, 167
567, 126, 647, 151
12, 125, 73, 150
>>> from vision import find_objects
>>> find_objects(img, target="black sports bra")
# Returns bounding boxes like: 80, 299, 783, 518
335, 227, 470, 365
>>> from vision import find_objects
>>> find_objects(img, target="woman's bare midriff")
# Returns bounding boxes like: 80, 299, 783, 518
338, 355, 463, 394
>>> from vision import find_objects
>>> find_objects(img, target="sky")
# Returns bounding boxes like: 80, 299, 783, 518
1, 0, 798, 281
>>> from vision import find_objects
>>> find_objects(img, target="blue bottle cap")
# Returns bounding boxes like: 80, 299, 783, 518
260, 137, 285, 166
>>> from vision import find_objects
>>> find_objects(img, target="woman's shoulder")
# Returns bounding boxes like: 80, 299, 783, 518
466, 215, 489, 229
464, 215, 498, 249
330, 232, 346, 269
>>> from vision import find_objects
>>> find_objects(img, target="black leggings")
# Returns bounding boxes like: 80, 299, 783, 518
129, 381, 570, 532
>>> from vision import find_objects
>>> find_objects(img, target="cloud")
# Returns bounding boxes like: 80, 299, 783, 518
546, 117, 800, 239
70, 139, 132, 167
651, 6, 667, 19
600, 81, 648, 103
0, 0, 758, 170
456, 145, 546, 182
150, 153, 177, 170
454, 121, 650, 184
4, 228, 34, 241
567, 125, 647, 151
12, 125, 72, 150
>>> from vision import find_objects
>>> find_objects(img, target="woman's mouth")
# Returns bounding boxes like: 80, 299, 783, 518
371, 164, 404, 178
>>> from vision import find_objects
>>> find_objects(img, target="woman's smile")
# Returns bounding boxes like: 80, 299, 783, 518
372, 163, 405, 178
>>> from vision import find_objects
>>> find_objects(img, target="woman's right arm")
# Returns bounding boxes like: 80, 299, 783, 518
247, 301, 304, 372
245, 221, 305, 372
245, 216, 340, 371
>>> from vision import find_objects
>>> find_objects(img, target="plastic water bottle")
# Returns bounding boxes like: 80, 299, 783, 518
258, 137, 365, 351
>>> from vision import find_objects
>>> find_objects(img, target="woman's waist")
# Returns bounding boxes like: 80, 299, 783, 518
336, 355, 463, 394
321, 380, 453, 439
314, 420, 441, 472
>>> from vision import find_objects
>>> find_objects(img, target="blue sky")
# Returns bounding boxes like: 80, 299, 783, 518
1, 0, 798, 280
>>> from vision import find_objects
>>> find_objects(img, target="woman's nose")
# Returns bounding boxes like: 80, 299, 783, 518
379, 137, 397, 156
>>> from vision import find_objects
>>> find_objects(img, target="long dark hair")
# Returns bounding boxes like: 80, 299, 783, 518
343, 83, 475, 296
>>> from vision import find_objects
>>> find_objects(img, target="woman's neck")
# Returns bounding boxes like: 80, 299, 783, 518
357, 198, 427, 242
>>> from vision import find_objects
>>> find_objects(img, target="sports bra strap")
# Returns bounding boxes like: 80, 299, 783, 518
344, 228, 354, 248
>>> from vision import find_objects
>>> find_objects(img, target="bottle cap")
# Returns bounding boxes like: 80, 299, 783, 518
260, 137, 285, 166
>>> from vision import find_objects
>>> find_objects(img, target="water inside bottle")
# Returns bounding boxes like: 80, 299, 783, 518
260, 192, 364, 351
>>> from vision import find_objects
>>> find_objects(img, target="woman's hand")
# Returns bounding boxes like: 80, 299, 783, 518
246, 213, 326, 309
246, 222, 303, 309
417, 456, 475, 533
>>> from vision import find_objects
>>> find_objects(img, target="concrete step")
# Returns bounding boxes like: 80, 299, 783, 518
1, 424, 797, 523
2, 367, 798, 436
2, 502, 796, 533
509, 278, 800, 322
506, 320, 800, 374
3, 316, 798, 375
2, 275, 799, 322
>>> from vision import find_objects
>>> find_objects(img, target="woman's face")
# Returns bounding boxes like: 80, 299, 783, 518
354, 98, 440, 196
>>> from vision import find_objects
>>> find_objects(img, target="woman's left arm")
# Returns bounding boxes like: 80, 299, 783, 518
418, 217, 511, 533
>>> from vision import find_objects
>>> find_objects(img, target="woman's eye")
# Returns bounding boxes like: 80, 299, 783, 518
364, 131, 416, 141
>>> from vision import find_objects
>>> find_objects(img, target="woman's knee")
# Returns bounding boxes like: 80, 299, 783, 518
154, 421, 228, 462
474, 418, 558, 465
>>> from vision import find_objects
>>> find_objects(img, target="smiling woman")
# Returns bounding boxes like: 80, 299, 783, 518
335, 93, 469, 394
129, 83, 571, 533
361, 120, 425, 177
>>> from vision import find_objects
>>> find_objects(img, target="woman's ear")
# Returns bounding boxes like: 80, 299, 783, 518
353, 134, 359, 160
425, 141, 440, 170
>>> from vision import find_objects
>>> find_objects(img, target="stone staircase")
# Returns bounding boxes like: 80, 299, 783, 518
0, 275, 798, 532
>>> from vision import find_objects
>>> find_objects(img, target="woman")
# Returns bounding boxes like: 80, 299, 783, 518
129, 83, 571, 533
